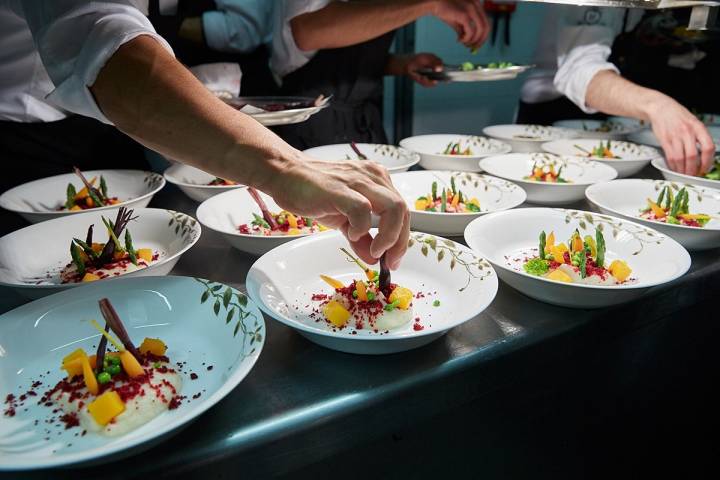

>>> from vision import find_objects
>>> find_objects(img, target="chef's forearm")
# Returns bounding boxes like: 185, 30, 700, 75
291, 0, 436, 51
585, 70, 665, 122
90, 35, 300, 192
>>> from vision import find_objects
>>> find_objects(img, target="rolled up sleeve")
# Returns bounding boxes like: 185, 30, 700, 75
21, 0, 173, 124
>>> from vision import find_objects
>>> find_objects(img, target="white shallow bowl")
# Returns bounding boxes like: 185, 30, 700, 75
652, 157, 720, 190
197, 188, 331, 256
541, 138, 660, 178
553, 119, 644, 140
391, 170, 526, 236
464, 208, 691, 309
246, 230, 499, 354
0, 208, 201, 299
0, 170, 165, 224
0, 276, 264, 470
629, 125, 720, 148
586, 179, 720, 251
479, 153, 617, 205
303, 143, 420, 173
399, 134, 511, 172
483, 125, 578, 153
222, 95, 329, 126
163, 164, 244, 203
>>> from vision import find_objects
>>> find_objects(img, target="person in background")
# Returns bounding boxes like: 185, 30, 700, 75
0, 0, 410, 269
518, 6, 716, 177
271, 0, 490, 150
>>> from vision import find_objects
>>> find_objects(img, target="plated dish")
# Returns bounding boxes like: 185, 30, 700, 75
246, 230, 498, 354
221, 95, 329, 126
541, 139, 660, 178
483, 124, 578, 153
416, 62, 532, 82
464, 208, 691, 308
399, 134, 511, 172
652, 156, 720, 190
163, 164, 244, 203
303, 143, 420, 173
553, 119, 645, 139
196, 188, 330, 256
479, 153, 617, 205
0, 208, 201, 299
586, 179, 720, 250
0, 170, 165, 224
391, 170, 526, 236
0, 276, 264, 470
629, 125, 720, 149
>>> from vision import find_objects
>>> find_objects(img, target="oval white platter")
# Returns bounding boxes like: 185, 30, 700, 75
553, 119, 645, 140
196, 188, 332, 256
399, 134, 511, 172
0, 276, 264, 470
246, 230, 498, 355
391, 170, 526, 236
0, 170, 165, 224
479, 153, 617, 205
163, 164, 244, 203
541, 138, 660, 178
464, 208, 691, 309
221, 95, 329, 126
483, 124, 579, 153
303, 143, 420, 173
586, 179, 720, 250
0, 208, 201, 299
651, 157, 720, 190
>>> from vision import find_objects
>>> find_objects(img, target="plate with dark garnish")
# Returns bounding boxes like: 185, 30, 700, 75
221, 95, 330, 126
416, 61, 532, 82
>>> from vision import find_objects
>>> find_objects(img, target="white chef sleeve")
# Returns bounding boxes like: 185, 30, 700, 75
552, 7, 625, 113
203, 0, 274, 53
20, 0, 174, 125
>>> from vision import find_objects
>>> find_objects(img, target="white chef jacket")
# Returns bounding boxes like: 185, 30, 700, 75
521, 6, 642, 113
270, 0, 335, 79
0, 0, 172, 123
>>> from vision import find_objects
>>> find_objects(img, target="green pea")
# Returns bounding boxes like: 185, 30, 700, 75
107, 364, 121, 376
108, 355, 121, 366
153, 361, 161, 369
367, 291, 376, 301
352, 290, 358, 298
97, 372, 111, 384
433, 300, 441, 307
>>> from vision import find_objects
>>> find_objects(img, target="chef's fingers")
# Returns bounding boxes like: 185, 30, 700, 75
662, 135, 684, 173
694, 123, 716, 175
340, 225, 377, 266
471, 7, 491, 49
681, 129, 700, 176
316, 214, 348, 229
461, 3, 483, 46
383, 207, 410, 271
348, 181, 406, 260
410, 71, 438, 88
333, 187, 373, 243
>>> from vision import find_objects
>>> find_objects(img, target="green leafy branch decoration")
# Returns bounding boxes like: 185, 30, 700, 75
144, 172, 164, 190
195, 278, 262, 357
562, 210, 664, 256
408, 233, 492, 292
168, 211, 199, 243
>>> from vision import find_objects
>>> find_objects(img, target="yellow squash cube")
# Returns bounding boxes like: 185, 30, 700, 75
82, 273, 101, 282
545, 269, 573, 283
287, 228, 301, 235
609, 260, 632, 282
87, 391, 125, 426
120, 351, 145, 378
62, 348, 87, 365
550, 244, 569, 263
136, 248, 153, 262
388, 286, 414, 310
414, 199, 429, 211
62, 357, 85, 378
82, 356, 99, 395
320, 274, 344, 289
322, 300, 351, 327
139, 338, 167, 356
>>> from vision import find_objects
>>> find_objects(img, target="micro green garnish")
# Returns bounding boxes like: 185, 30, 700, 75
340, 247, 373, 277
125, 229, 137, 266
538, 231, 547, 260
384, 299, 400, 311
99, 176, 108, 199
70, 242, 86, 276
450, 176, 457, 195
65, 184, 77, 210
433, 300, 441, 307
251, 213, 270, 229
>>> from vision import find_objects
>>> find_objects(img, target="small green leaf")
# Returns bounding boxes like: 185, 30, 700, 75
223, 288, 232, 308
237, 293, 248, 307
437, 250, 445, 262
233, 321, 241, 337
421, 245, 428, 257
212, 285, 223, 291
226, 308, 235, 324
450, 259, 456, 270
201, 290, 210, 303
213, 299, 221, 316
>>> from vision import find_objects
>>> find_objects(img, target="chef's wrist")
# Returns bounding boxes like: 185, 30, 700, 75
239, 144, 304, 195
639, 90, 671, 124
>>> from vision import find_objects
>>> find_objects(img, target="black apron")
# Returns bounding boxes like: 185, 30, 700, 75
148, 0, 277, 97
272, 31, 396, 150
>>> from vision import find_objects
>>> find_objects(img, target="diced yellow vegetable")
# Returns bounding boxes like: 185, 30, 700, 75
62, 357, 84, 378
86, 197, 95, 208
136, 248, 153, 262
320, 274, 344, 289
113, 251, 125, 261
648, 199, 666, 219
82, 273, 101, 282
82, 356, 98, 395
415, 199, 429, 211
551, 244, 569, 263
318, 224, 329, 232
322, 300, 351, 327
287, 228, 301, 235
74, 177, 97, 201
355, 280, 368, 302
286, 213, 298, 229
545, 269, 573, 283
139, 338, 167, 356
584, 235, 597, 258
451, 194, 460, 207
62, 348, 87, 365
388, 286, 414, 310
91, 243, 104, 253
365, 270, 376, 281
120, 351, 145, 378
678, 213, 710, 221
571, 235, 583, 253
544, 231, 555, 254
609, 260, 632, 282
69, 205, 82, 211
468, 198, 480, 207
87, 391, 125, 426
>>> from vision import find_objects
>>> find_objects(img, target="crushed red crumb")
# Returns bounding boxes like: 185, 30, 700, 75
190, 373, 198, 380
206, 366, 213, 371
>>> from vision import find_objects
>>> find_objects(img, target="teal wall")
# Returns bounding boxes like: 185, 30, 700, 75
385, 4, 547, 143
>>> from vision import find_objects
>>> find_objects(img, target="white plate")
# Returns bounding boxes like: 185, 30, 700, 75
651, 157, 720, 190
164, 164, 244, 203
479, 153, 617, 205
196, 188, 331, 256
629, 125, 720, 148
0, 276, 264, 470
464, 208, 691, 309
399, 134, 511, 172
416, 64, 533, 82
0, 170, 165, 224
303, 143, 420, 173
541, 138, 660, 178
553, 119, 645, 140
246, 230, 498, 354
0, 208, 201, 299
391, 170, 526, 236
483, 124, 579, 153
586, 179, 720, 251
222, 96, 328, 126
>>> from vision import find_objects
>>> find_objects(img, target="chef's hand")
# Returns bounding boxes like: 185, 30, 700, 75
646, 96, 716, 176
387, 53, 443, 87
432, 0, 490, 50
269, 157, 410, 270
